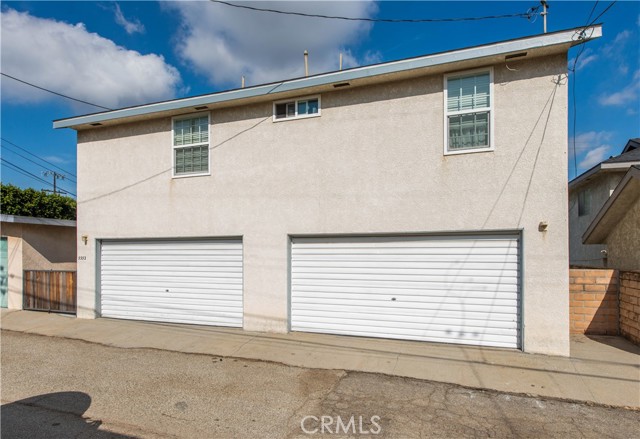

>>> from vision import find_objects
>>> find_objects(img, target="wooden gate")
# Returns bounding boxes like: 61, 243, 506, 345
23, 270, 76, 314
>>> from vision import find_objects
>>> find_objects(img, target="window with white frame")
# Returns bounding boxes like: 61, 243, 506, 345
445, 70, 492, 153
173, 114, 209, 176
273, 96, 320, 121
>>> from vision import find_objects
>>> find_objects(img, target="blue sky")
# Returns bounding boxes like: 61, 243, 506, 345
1, 1, 639, 198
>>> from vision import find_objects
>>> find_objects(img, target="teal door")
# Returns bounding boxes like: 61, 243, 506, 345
1, 237, 8, 308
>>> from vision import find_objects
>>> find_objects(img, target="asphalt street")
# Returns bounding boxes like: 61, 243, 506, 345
1, 331, 638, 438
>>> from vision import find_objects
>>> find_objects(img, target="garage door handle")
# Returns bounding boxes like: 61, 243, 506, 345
391, 298, 396, 301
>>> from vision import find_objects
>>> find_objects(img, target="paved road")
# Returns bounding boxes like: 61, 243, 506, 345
1, 331, 638, 438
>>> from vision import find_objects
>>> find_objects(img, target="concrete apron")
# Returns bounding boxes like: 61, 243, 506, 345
1, 310, 638, 409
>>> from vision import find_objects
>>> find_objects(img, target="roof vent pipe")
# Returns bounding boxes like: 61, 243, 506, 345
304, 50, 309, 77
241, 76, 245, 88
339, 52, 343, 71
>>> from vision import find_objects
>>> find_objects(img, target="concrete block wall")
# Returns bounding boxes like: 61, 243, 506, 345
619, 271, 640, 344
569, 268, 619, 335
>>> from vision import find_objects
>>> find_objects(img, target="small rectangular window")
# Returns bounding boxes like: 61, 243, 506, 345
444, 70, 493, 154
273, 96, 320, 121
173, 114, 209, 177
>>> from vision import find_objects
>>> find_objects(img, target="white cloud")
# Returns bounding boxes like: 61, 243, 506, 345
578, 145, 612, 170
1, 8, 181, 109
568, 48, 598, 71
114, 3, 145, 35
600, 30, 632, 76
570, 131, 613, 154
165, 1, 378, 87
598, 69, 640, 107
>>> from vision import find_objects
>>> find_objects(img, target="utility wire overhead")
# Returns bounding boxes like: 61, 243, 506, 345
0, 72, 113, 111
209, 0, 541, 23
570, 0, 617, 179
1, 142, 77, 184
1, 158, 77, 197
1, 137, 76, 178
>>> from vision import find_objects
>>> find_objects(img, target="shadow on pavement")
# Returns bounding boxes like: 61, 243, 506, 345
1, 391, 134, 438
585, 335, 640, 355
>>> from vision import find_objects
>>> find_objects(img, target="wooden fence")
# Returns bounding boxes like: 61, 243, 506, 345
23, 270, 77, 314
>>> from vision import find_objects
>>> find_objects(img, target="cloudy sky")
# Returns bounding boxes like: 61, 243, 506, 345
1, 1, 639, 197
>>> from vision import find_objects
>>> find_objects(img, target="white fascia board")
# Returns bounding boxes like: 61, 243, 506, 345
53, 25, 601, 130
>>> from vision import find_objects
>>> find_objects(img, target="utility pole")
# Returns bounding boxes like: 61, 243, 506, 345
541, 1, 549, 33
42, 170, 65, 195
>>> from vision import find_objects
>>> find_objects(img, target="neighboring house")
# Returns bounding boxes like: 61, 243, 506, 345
569, 139, 640, 268
1, 214, 76, 310
582, 166, 640, 272
54, 26, 602, 357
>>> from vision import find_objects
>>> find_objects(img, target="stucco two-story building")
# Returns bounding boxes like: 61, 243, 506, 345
569, 139, 640, 268
55, 26, 602, 357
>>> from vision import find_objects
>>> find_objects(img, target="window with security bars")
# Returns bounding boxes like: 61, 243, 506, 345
173, 115, 209, 175
445, 71, 492, 153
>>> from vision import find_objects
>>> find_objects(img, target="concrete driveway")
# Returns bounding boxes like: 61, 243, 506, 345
2, 331, 638, 438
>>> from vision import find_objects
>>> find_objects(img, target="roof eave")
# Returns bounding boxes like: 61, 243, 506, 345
582, 167, 640, 244
53, 25, 602, 130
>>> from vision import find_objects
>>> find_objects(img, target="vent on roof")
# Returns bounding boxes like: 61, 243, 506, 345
90, 122, 102, 126
505, 52, 527, 60
194, 106, 208, 110
333, 82, 351, 88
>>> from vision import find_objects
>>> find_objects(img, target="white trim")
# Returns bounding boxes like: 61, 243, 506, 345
54, 26, 601, 130
272, 95, 321, 122
171, 111, 211, 178
443, 67, 495, 156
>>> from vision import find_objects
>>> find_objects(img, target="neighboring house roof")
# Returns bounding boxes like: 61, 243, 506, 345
53, 25, 602, 131
0, 214, 76, 228
569, 140, 640, 191
622, 138, 640, 153
582, 166, 640, 244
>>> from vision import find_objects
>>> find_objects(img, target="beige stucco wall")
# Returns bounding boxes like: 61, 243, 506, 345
568, 173, 624, 267
76, 54, 570, 356
606, 197, 640, 271
6, 236, 23, 310
2, 222, 77, 309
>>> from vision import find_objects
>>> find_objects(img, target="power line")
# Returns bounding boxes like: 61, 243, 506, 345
1, 143, 77, 184
1, 158, 76, 197
569, 1, 617, 179
2, 158, 51, 186
0, 137, 76, 178
0, 72, 113, 111
209, 0, 541, 23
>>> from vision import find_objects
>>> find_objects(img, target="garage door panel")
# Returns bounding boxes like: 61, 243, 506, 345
291, 234, 520, 349
292, 307, 518, 322
292, 281, 519, 293
101, 239, 243, 327
293, 322, 519, 346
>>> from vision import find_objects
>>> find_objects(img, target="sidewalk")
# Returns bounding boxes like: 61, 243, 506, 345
2, 309, 638, 409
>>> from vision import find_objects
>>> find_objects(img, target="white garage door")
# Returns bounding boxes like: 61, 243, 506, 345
291, 234, 520, 349
100, 239, 242, 327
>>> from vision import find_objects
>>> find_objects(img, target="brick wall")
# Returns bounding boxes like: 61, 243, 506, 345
569, 268, 619, 335
619, 271, 640, 344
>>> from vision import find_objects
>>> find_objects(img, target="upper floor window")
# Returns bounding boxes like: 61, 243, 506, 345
578, 189, 591, 216
444, 69, 493, 155
273, 96, 320, 121
173, 114, 209, 177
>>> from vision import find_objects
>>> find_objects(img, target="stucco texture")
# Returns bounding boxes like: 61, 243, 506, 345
76, 54, 570, 356
1, 222, 77, 309
606, 198, 640, 271
569, 173, 624, 268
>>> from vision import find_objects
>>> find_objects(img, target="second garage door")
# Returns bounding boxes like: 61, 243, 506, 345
291, 234, 521, 349
100, 239, 243, 327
